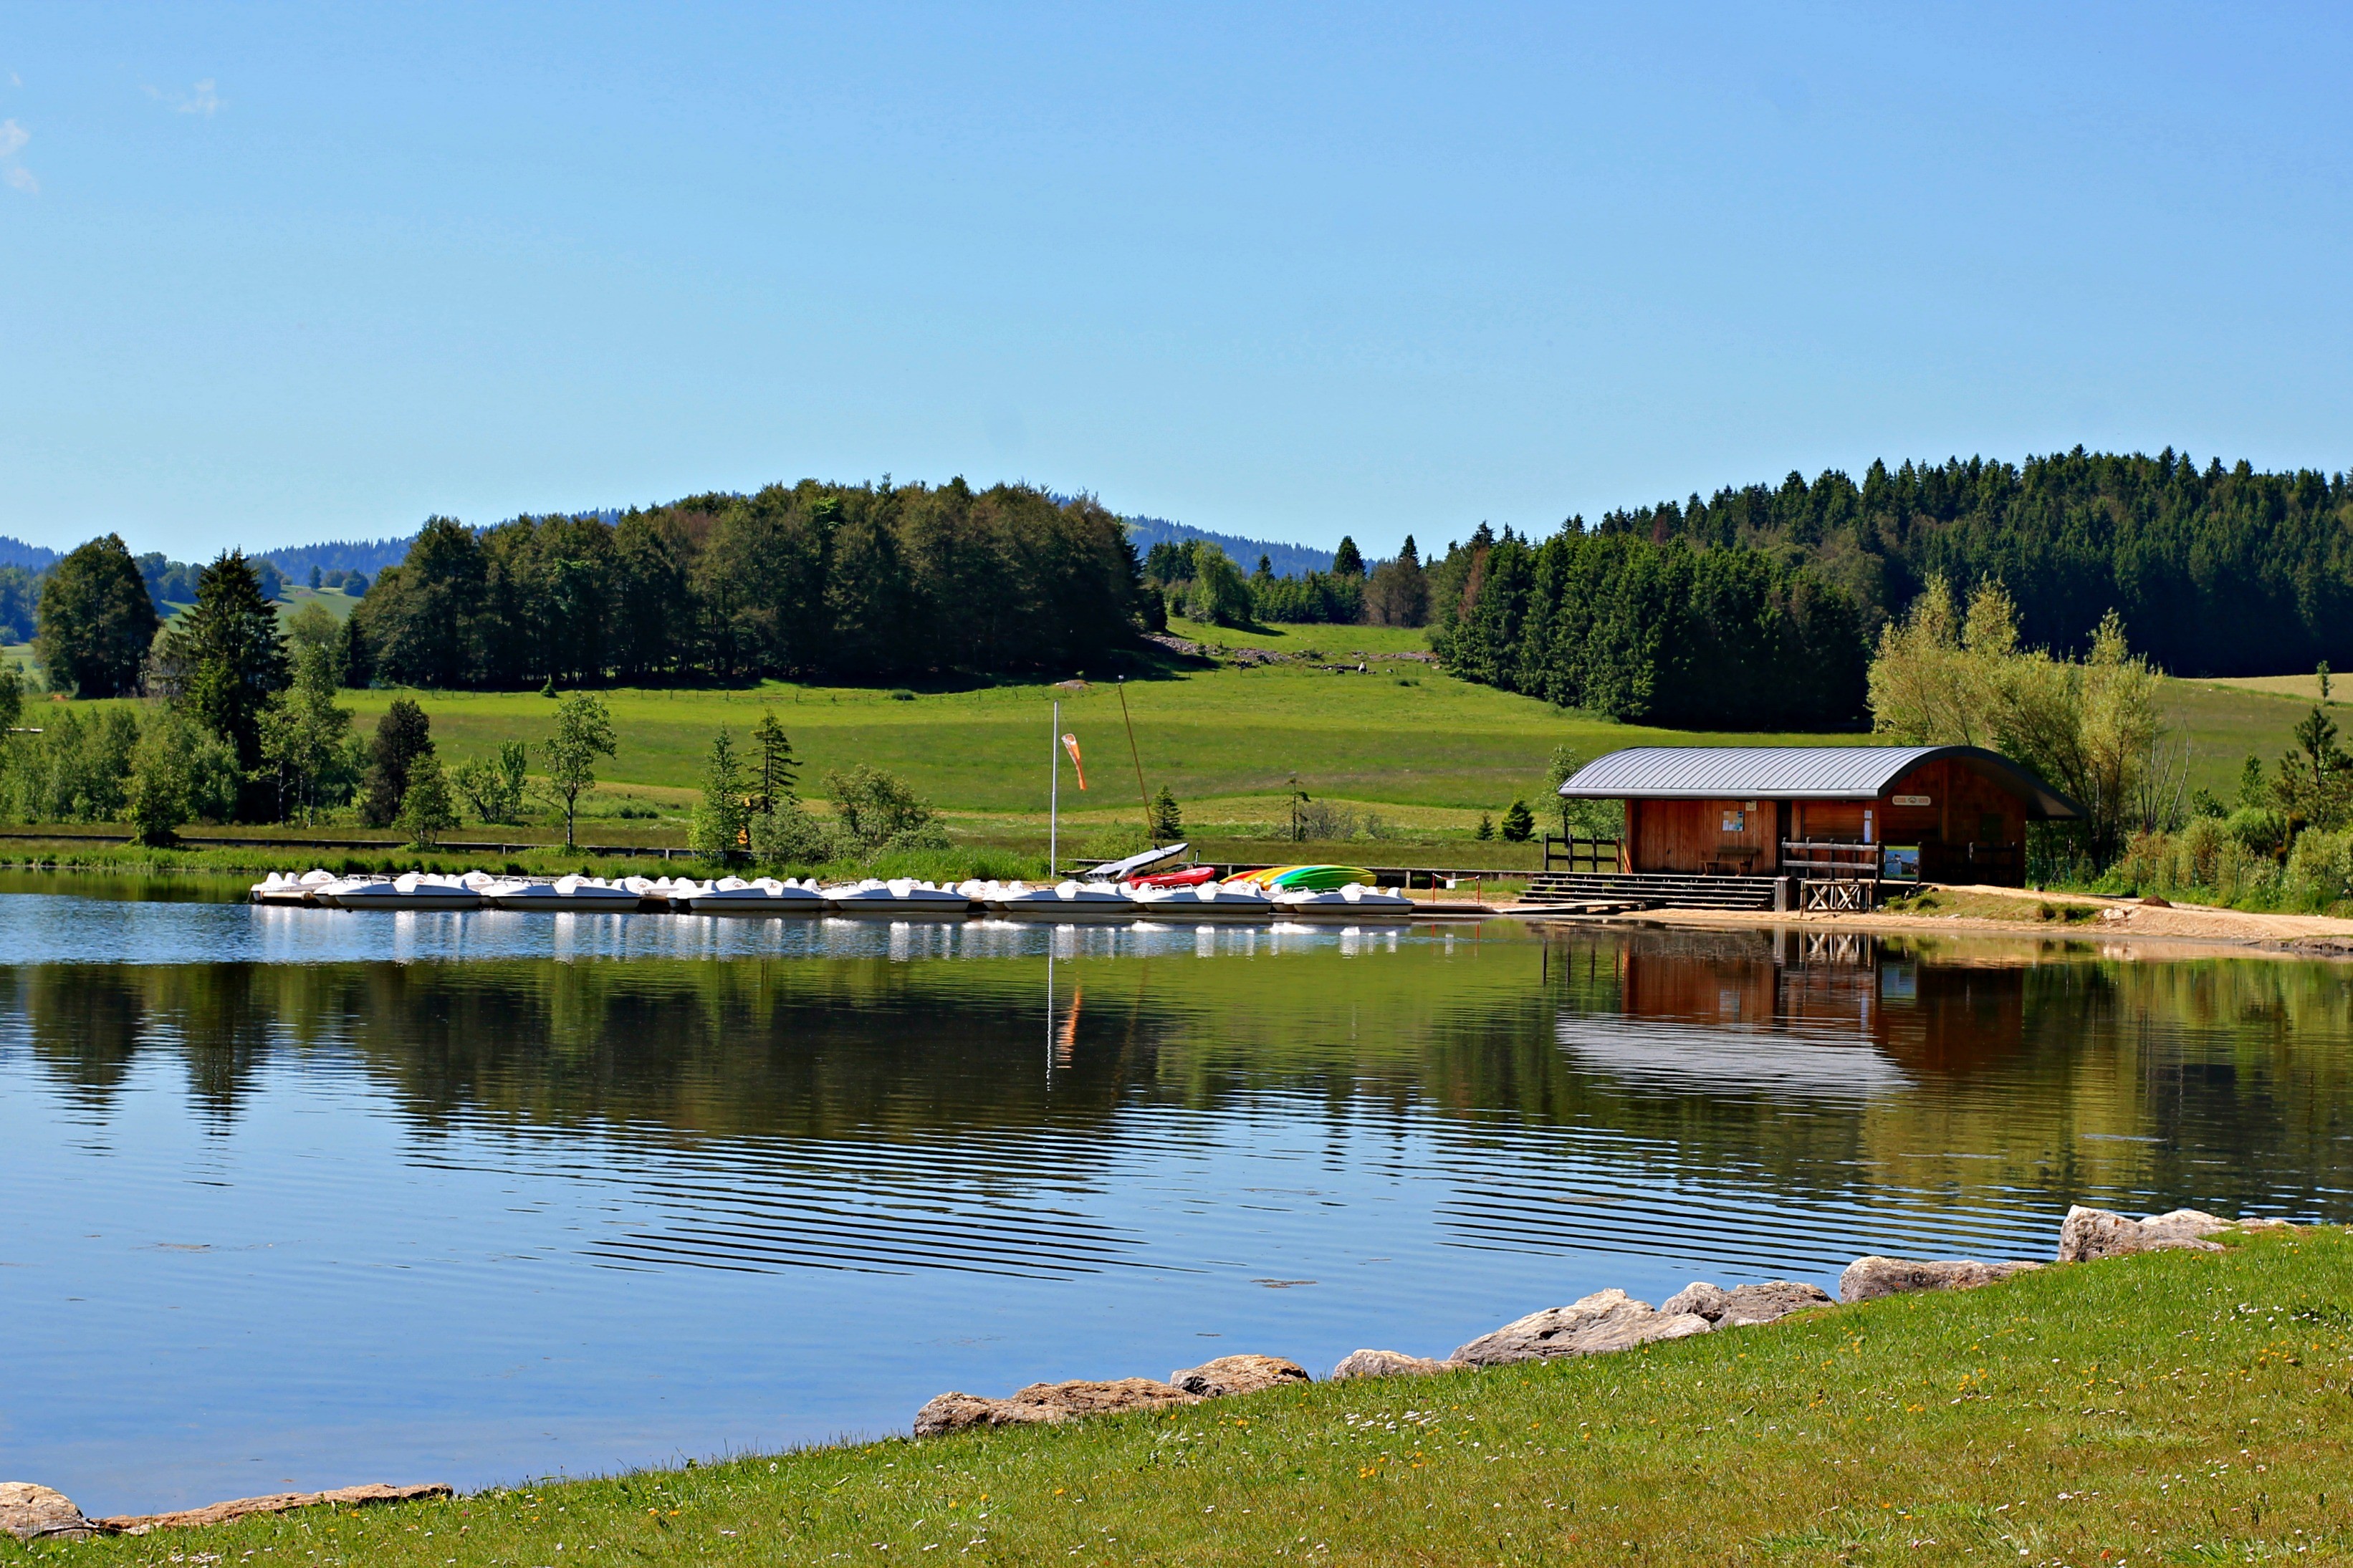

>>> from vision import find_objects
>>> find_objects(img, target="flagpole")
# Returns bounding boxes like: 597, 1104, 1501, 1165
1049, 698, 1060, 879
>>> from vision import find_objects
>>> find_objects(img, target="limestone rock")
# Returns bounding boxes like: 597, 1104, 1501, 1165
1720, 1281, 1834, 1325
1451, 1289, 1712, 1367
1, 1483, 92, 1541
1328, 1349, 1470, 1381
2056, 1205, 2231, 1264
912, 1393, 1033, 1438
1167, 1354, 1310, 1398
1839, 1256, 2040, 1303
95, 1483, 454, 1536
914, 1377, 1200, 1437
1661, 1280, 1830, 1327
1659, 1281, 1731, 1321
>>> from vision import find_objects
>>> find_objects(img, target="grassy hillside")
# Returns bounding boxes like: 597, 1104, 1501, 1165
49, 1228, 2353, 1564
331, 619, 1854, 847
4, 617, 2332, 858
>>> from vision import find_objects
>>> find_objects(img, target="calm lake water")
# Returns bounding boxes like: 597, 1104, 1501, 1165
6, 879, 2352, 1516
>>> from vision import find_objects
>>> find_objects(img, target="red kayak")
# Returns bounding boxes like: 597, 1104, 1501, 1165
1130, 865, 1218, 888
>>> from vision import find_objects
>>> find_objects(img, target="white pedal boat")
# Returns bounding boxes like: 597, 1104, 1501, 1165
484, 874, 647, 912
318, 872, 484, 910
1128, 880, 1278, 919
969, 879, 1137, 917
250, 868, 338, 905
676, 875, 826, 914
821, 877, 974, 915
1270, 882, 1417, 918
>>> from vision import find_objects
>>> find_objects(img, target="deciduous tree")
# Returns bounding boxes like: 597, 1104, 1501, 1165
35, 534, 158, 698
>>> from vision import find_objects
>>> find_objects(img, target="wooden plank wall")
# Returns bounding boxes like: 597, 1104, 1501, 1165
1628, 759, 2031, 878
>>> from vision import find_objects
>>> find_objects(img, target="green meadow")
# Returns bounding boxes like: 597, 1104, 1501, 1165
44, 1228, 2353, 1566
1, 615, 2332, 862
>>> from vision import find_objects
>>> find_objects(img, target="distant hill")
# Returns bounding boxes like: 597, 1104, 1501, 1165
1122, 515, 1333, 579
253, 536, 417, 579
0, 536, 62, 572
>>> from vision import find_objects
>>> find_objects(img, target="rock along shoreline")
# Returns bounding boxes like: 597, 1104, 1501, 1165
909, 1203, 2288, 1437
0, 1203, 2293, 1542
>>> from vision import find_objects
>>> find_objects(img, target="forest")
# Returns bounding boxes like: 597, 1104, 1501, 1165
1429, 525, 1870, 729
1583, 446, 2353, 676
349, 479, 1151, 688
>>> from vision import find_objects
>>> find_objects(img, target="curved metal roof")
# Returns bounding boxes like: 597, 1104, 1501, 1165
1557, 745, 2082, 819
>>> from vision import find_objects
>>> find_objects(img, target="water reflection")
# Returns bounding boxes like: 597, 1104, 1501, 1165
6, 899, 2353, 1515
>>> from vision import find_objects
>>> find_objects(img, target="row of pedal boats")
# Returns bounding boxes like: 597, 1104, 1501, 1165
249, 869, 1420, 919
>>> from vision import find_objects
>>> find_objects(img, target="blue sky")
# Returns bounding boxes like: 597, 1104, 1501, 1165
1, 3, 2348, 560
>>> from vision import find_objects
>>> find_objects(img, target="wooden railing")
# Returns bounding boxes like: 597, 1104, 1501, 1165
1780, 840, 1881, 881
1542, 834, 1622, 872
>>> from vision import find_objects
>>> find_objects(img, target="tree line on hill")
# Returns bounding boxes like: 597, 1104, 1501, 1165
347, 479, 1149, 688
1139, 535, 1432, 628
1427, 524, 1870, 729
1426, 446, 2353, 729
1590, 446, 2353, 678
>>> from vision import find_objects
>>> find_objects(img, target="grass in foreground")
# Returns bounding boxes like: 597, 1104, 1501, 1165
41, 1230, 2353, 1564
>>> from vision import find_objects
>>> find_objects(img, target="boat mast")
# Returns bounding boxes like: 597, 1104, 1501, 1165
1049, 698, 1060, 877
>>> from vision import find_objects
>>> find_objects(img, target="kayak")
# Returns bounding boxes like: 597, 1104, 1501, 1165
1129, 865, 1217, 888
1230, 865, 1376, 891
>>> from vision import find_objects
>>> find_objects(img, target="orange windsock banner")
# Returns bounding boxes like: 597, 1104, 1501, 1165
1060, 733, 1087, 790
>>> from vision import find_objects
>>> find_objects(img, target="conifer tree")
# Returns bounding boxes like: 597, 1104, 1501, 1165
692, 726, 749, 863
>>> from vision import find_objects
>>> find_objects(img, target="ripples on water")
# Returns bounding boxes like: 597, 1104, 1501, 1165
4, 888, 2350, 1514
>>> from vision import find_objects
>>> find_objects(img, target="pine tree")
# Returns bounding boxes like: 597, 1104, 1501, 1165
691, 726, 749, 863
1149, 785, 1183, 842
158, 552, 290, 817
1500, 799, 1535, 842
1333, 537, 1364, 577
752, 711, 798, 811
362, 699, 434, 827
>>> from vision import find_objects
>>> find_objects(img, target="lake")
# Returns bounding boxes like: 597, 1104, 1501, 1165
5, 880, 2350, 1516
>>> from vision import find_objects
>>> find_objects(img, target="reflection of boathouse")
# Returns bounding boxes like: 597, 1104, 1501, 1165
1556, 927, 2031, 1091
1542, 745, 2081, 908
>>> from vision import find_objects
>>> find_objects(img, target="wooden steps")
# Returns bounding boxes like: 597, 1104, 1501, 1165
1518, 871, 1780, 913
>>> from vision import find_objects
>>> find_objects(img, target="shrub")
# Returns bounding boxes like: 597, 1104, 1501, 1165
2286, 828, 2353, 908
748, 801, 838, 867
825, 764, 947, 856
2224, 805, 2287, 858
396, 755, 460, 847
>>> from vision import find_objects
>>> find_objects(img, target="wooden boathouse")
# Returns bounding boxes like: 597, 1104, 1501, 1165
1529, 745, 2083, 912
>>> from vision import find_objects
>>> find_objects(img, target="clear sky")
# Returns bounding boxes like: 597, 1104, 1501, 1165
2, 3, 2348, 560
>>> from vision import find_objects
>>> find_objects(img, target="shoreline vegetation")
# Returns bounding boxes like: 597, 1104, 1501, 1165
14, 1212, 2347, 1564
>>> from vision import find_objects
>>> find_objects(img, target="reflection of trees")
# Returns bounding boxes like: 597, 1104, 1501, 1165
19, 967, 148, 1106
14, 933, 2353, 1221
